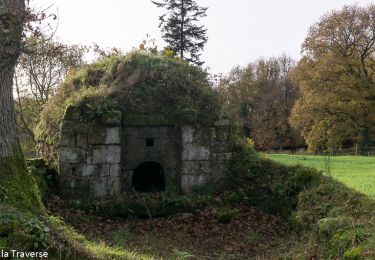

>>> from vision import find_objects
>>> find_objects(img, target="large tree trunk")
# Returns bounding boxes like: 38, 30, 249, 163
0, 0, 25, 158
0, 0, 42, 210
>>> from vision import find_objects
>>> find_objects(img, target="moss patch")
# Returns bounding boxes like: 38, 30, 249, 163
0, 147, 43, 212
26, 158, 57, 202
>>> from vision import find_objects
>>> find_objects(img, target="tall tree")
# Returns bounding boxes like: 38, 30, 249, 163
0, 0, 42, 209
290, 4, 375, 152
218, 56, 303, 150
217, 65, 257, 131
153, 0, 208, 66
250, 56, 302, 150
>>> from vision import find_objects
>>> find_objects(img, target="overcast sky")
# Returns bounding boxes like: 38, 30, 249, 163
32, 0, 374, 74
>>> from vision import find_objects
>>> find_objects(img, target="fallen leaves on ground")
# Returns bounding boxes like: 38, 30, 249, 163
47, 195, 288, 259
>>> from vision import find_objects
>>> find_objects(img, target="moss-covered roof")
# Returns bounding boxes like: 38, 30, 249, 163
36, 51, 223, 166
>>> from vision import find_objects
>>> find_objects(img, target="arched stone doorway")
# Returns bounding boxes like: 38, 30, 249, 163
132, 161, 166, 192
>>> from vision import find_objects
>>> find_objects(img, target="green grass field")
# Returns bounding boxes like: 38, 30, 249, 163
267, 154, 375, 198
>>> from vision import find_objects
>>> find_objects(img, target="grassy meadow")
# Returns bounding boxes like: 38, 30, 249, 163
268, 154, 375, 198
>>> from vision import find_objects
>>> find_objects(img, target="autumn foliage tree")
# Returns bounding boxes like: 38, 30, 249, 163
219, 56, 303, 150
290, 4, 375, 152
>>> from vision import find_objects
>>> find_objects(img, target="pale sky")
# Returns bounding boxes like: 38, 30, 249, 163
33, 0, 374, 74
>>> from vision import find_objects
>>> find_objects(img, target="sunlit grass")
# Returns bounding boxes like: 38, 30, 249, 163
267, 154, 375, 198
49, 216, 154, 259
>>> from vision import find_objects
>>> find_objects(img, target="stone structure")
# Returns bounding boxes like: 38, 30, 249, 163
58, 107, 234, 199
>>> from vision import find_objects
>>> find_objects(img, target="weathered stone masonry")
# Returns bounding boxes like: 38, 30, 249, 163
58, 107, 234, 200
58, 108, 122, 199
181, 124, 233, 192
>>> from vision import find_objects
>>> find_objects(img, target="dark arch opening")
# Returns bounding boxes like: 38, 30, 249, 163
132, 161, 165, 192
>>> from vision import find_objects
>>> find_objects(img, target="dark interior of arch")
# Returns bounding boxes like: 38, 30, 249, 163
132, 161, 166, 192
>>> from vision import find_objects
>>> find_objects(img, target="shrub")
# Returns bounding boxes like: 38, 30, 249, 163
23, 219, 51, 250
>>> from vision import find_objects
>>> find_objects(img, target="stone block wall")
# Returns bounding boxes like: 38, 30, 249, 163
58, 107, 122, 199
58, 108, 234, 199
181, 124, 234, 192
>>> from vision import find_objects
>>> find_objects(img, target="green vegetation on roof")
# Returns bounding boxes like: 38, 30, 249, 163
35, 51, 223, 166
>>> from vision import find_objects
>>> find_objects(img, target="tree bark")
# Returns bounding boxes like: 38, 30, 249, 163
0, 0, 25, 158
0, 0, 42, 211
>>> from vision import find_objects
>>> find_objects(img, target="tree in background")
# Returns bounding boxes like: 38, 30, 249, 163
219, 55, 303, 151
290, 4, 375, 152
251, 56, 303, 150
14, 35, 87, 156
152, 0, 208, 66
218, 64, 257, 132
